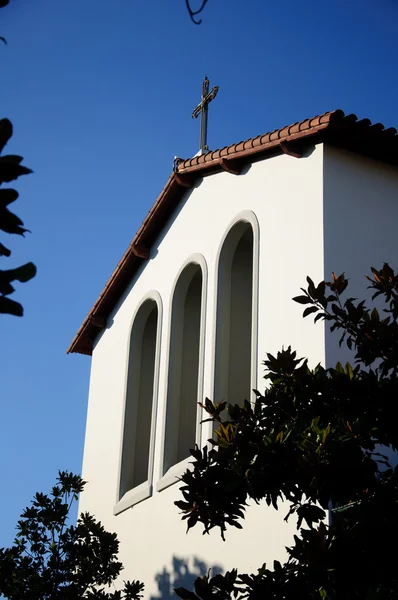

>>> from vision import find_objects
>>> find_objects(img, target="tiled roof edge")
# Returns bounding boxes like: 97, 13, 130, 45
68, 109, 398, 355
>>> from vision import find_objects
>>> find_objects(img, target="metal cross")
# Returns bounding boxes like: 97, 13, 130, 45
192, 76, 219, 153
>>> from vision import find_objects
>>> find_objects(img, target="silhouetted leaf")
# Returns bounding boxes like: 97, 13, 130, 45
303, 306, 319, 318
0, 280, 14, 295
0, 207, 29, 235
174, 587, 200, 600
0, 242, 11, 256
0, 295, 22, 316
0, 262, 36, 284
0, 157, 32, 183
1, 155, 23, 164
0, 118, 12, 153
293, 295, 312, 305
0, 188, 19, 207
307, 276, 317, 298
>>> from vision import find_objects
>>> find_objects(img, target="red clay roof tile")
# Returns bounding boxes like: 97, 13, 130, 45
68, 109, 398, 355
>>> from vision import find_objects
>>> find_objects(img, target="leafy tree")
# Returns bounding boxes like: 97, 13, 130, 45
0, 0, 36, 316
0, 471, 144, 600
175, 263, 398, 599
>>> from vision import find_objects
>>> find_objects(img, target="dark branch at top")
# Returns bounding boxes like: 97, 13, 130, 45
185, 0, 209, 24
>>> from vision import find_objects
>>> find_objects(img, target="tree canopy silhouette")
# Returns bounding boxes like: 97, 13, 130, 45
175, 263, 398, 599
0, 472, 144, 600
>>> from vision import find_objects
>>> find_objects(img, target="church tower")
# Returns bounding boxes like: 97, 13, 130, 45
69, 107, 398, 597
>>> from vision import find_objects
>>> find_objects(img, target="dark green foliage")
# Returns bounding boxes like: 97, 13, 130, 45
175, 264, 398, 599
0, 471, 144, 599
0, 1, 36, 315
0, 119, 36, 316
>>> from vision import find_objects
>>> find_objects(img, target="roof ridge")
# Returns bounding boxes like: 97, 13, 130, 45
175, 109, 346, 172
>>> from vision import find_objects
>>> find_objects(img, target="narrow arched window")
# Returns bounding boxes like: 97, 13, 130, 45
163, 263, 204, 475
214, 221, 254, 405
119, 299, 159, 500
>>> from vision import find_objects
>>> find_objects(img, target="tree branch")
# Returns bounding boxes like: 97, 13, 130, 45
185, 0, 209, 24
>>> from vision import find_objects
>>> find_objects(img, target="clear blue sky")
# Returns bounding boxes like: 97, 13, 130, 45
1, 0, 397, 546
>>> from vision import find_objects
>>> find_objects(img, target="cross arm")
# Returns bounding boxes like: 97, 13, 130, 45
192, 102, 203, 119
204, 86, 219, 104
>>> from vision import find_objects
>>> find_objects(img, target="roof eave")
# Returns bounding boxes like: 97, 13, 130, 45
68, 109, 398, 356
67, 129, 329, 356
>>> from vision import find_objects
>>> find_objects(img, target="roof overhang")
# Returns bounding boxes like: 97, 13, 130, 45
68, 109, 398, 355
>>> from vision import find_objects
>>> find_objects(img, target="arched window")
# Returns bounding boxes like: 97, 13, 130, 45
214, 220, 255, 405
119, 298, 160, 503
163, 262, 205, 475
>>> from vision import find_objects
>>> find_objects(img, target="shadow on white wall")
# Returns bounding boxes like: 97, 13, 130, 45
150, 556, 222, 600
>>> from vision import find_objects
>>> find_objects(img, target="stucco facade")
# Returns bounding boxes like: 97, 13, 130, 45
77, 141, 398, 598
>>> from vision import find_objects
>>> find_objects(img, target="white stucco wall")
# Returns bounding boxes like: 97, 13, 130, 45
79, 146, 328, 597
323, 146, 398, 368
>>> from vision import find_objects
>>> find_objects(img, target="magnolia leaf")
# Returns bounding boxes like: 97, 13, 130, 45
293, 295, 313, 305
345, 362, 354, 379
0, 295, 23, 316
306, 276, 316, 298
0, 158, 33, 183
0, 242, 11, 256
0, 188, 19, 207
0, 262, 36, 284
316, 281, 326, 298
0, 280, 14, 295
174, 587, 200, 600
1, 154, 23, 164
15, 262, 36, 282
371, 307, 379, 322
194, 576, 210, 598
0, 207, 28, 235
0, 118, 12, 154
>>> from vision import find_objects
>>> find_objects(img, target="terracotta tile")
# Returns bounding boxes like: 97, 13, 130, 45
68, 109, 398, 355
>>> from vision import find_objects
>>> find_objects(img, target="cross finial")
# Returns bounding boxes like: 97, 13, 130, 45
192, 76, 219, 153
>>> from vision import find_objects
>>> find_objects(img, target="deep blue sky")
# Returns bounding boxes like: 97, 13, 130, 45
1, 0, 398, 545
